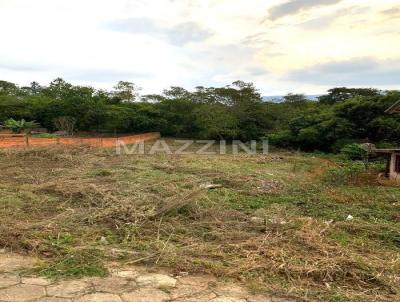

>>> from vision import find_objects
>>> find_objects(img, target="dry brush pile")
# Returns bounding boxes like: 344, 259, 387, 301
0, 145, 399, 302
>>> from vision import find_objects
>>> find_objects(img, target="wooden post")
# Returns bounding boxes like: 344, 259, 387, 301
25, 135, 29, 147
385, 154, 391, 178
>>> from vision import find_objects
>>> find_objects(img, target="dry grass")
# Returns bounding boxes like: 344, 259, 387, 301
0, 142, 399, 301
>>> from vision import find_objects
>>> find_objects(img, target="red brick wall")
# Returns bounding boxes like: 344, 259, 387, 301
0, 132, 160, 149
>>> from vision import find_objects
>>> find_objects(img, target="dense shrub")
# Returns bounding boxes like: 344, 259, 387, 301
340, 144, 368, 160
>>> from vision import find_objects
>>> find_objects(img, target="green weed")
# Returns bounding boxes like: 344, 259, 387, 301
37, 249, 108, 279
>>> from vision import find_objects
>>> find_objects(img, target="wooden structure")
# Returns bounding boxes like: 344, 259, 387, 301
385, 100, 400, 114
375, 101, 400, 182
375, 149, 400, 182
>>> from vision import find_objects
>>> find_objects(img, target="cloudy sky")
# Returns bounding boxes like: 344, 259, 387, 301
0, 0, 399, 95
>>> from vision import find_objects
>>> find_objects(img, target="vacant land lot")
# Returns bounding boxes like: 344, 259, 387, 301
0, 143, 399, 301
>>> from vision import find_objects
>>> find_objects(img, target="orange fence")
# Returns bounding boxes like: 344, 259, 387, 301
0, 132, 161, 149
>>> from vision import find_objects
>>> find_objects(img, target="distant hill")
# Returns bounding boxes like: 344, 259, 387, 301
262, 95, 321, 102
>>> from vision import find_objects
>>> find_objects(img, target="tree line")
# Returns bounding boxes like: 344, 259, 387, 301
0, 78, 399, 152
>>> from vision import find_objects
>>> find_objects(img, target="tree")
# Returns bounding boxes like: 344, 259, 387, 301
112, 81, 140, 103
163, 86, 191, 99
0, 80, 18, 96
44, 78, 73, 100
318, 87, 380, 105
0, 76, 398, 151
194, 103, 238, 139
283, 93, 307, 104
269, 90, 400, 151
221, 81, 270, 140
30, 81, 42, 95
156, 98, 199, 137
19, 82, 43, 96
53, 116, 77, 135
103, 106, 133, 134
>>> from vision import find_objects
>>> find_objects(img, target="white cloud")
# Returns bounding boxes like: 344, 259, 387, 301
268, 0, 343, 20
108, 18, 212, 45
287, 57, 400, 86
0, 0, 399, 95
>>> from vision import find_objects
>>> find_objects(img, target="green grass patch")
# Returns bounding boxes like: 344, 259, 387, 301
37, 249, 108, 279
217, 189, 271, 210
329, 230, 352, 246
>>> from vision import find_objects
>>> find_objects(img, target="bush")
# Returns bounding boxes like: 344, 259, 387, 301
340, 143, 367, 160
323, 162, 366, 185
331, 139, 354, 153
2, 118, 39, 133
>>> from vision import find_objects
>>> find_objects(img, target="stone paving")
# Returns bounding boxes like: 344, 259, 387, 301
0, 253, 295, 302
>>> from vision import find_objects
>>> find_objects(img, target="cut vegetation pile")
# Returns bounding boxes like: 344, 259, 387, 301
0, 143, 399, 302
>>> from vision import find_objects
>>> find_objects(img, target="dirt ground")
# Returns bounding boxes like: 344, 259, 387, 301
0, 252, 295, 301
